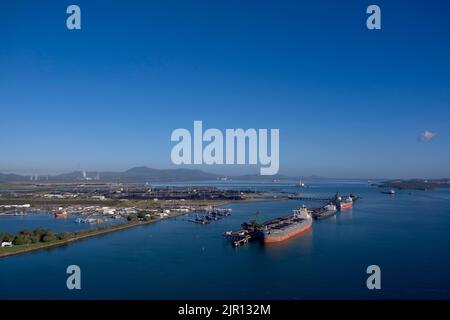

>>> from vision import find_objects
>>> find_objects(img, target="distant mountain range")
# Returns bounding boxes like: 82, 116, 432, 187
0, 173, 29, 182
0, 166, 326, 183
8, 167, 218, 182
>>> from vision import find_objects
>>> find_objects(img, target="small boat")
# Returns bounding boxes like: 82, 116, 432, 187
54, 211, 68, 218
189, 215, 211, 224
202, 208, 232, 221
296, 179, 306, 188
381, 189, 396, 195
208, 208, 232, 216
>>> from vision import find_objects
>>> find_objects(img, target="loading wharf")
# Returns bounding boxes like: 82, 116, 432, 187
224, 194, 360, 247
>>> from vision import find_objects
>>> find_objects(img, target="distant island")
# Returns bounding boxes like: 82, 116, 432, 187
380, 178, 450, 191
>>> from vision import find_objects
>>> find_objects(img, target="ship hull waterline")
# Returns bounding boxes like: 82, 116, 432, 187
261, 220, 312, 243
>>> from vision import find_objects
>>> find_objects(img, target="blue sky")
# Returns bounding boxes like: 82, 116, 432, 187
1, 0, 449, 178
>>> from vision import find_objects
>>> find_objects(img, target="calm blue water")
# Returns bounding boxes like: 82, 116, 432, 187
1, 182, 450, 299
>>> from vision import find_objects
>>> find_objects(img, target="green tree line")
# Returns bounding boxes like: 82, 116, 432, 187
0, 228, 71, 245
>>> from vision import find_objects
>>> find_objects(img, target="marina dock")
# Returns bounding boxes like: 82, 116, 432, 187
224, 229, 259, 247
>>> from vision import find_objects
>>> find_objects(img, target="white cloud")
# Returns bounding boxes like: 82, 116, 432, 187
419, 131, 436, 142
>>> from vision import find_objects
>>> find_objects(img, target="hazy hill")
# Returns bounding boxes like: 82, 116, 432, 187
0, 167, 218, 182
0, 173, 29, 182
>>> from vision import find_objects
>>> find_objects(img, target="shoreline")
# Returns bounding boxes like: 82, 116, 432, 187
0, 199, 250, 259
0, 217, 166, 259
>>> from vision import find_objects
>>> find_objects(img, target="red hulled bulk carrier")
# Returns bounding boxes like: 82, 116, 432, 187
260, 207, 312, 243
